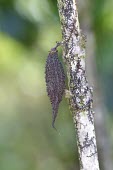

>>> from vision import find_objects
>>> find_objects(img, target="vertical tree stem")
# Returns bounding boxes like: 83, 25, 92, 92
57, 0, 100, 169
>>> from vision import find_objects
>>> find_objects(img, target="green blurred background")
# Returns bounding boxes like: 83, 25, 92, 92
0, 0, 113, 170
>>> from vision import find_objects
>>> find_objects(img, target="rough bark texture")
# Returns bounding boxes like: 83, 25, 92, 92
78, 1, 113, 169
57, 0, 100, 169
87, 29, 113, 170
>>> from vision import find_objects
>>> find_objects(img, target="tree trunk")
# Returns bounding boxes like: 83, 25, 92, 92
57, 0, 100, 169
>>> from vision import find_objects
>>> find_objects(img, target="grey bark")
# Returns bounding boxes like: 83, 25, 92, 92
77, 1, 113, 169
57, 0, 100, 169
87, 22, 113, 170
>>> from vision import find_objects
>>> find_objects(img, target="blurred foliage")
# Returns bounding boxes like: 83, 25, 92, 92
91, 0, 113, 111
0, 0, 113, 170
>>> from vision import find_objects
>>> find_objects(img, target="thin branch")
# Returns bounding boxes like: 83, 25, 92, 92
57, 0, 100, 169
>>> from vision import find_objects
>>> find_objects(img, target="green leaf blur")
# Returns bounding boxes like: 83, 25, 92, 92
0, 0, 113, 170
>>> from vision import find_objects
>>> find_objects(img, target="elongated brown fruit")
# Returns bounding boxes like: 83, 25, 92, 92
45, 47, 65, 129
